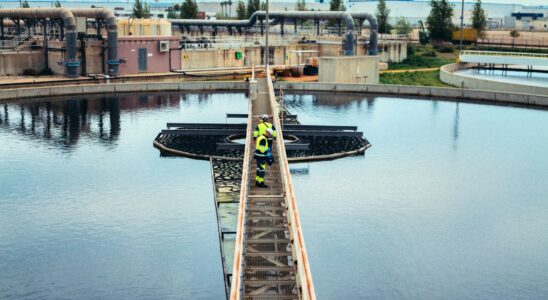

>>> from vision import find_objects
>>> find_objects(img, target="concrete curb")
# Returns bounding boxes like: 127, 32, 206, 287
440, 63, 548, 97
275, 81, 548, 107
0, 81, 248, 102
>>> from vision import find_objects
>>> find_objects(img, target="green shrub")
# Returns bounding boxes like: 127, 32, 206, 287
433, 41, 455, 53
421, 50, 437, 57
22, 68, 38, 76
39, 68, 54, 76
407, 45, 416, 55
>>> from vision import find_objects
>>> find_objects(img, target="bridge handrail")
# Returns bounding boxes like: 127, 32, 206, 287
229, 79, 254, 300
460, 50, 548, 59
266, 66, 316, 300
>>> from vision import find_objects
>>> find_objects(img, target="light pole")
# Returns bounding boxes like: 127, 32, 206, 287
264, 0, 270, 66
459, 0, 464, 52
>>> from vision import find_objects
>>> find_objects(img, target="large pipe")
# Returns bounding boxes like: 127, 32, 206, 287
265, 11, 355, 55
2, 19, 25, 27
0, 8, 78, 77
171, 11, 356, 55
350, 12, 378, 55
71, 8, 119, 76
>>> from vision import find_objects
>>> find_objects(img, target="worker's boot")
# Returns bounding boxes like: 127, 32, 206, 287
255, 181, 269, 188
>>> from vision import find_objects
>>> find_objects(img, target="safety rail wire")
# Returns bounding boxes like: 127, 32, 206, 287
460, 50, 548, 59
266, 65, 316, 300
229, 71, 254, 300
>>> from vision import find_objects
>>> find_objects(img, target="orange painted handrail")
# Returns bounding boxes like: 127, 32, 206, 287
229, 76, 254, 300
266, 66, 316, 300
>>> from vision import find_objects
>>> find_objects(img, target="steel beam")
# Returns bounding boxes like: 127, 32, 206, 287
162, 128, 362, 137
217, 142, 310, 150
167, 122, 246, 129
162, 129, 243, 135
283, 124, 357, 131
227, 113, 297, 118
284, 130, 363, 137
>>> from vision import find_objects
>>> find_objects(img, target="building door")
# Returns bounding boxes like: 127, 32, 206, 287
138, 48, 147, 72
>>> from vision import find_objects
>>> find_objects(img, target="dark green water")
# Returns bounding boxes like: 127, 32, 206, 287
1, 91, 547, 299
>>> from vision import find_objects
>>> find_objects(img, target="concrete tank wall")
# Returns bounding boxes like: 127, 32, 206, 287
275, 82, 548, 107
47, 40, 71, 76
180, 44, 320, 69
82, 40, 105, 75
318, 56, 380, 84
440, 63, 548, 96
0, 51, 45, 76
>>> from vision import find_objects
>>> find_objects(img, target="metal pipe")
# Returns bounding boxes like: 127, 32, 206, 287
459, 0, 464, 52
70, 8, 119, 76
350, 12, 378, 55
171, 11, 357, 55
0, 8, 79, 77
265, 0, 269, 65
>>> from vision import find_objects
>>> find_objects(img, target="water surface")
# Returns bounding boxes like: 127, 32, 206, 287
284, 92, 548, 299
0, 92, 246, 299
2, 91, 548, 299
454, 68, 548, 88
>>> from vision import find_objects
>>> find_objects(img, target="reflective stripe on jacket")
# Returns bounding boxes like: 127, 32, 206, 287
253, 121, 277, 138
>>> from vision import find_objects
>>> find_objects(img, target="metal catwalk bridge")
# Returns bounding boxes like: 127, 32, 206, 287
459, 50, 548, 67
230, 68, 316, 300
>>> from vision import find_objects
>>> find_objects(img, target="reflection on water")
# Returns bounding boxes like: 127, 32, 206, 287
0, 92, 246, 299
454, 68, 548, 87
285, 92, 548, 299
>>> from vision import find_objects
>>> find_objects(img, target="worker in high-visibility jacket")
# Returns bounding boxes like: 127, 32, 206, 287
254, 128, 273, 188
253, 114, 277, 151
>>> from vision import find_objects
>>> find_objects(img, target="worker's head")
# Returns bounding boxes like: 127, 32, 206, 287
262, 114, 268, 122
265, 128, 273, 138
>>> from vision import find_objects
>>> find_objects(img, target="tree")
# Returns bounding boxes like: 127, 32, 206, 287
295, 0, 306, 11
181, 0, 199, 19
509, 29, 519, 48
247, 0, 259, 18
174, 4, 180, 11
395, 17, 412, 36
54, 0, 61, 7
132, 0, 151, 19
236, 0, 247, 19
426, 0, 454, 41
260, 1, 266, 11
376, 0, 391, 34
220, 1, 226, 17
228, 0, 233, 18
21, 0, 30, 8
329, 0, 344, 11
471, 0, 487, 39
167, 10, 179, 19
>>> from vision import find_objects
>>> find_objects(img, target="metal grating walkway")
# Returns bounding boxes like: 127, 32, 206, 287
242, 79, 298, 299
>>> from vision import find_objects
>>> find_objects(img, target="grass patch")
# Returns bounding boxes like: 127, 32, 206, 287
380, 70, 451, 87
388, 44, 457, 70
388, 55, 455, 70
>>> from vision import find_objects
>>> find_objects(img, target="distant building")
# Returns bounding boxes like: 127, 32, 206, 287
504, 12, 548, 30
487, 17, 503, 30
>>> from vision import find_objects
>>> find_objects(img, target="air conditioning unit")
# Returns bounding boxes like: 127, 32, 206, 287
159, 41, 169, 52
